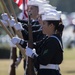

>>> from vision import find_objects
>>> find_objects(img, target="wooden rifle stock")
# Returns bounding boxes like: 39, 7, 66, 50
9, 47, 17, 75
27, 12, 36, 75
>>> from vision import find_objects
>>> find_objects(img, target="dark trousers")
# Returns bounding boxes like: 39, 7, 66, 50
37, 69, 61, 75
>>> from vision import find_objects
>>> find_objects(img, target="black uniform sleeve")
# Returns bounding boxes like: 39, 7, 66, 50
33, 30, 44, 42
21, 29, 44, 42
32, 25, 41, 30
19, 40, 27, 48
19, 19, 44, 43
17, 18, 28, 24
21, 29, 29, 40
34, 37, 62, 65
21, 25, 42, 40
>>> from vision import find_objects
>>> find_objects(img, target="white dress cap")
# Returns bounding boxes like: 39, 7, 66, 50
27, 0, 48, 6
39, 8, 57, 15
39, 3, 57, 15
39, 7, 57, 15
39, 3, 56, 10
42, 10, 61, 21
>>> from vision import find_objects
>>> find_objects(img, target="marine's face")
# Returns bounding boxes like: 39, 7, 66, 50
42, 21, 54, 36
42, 21, 49, 34
27, 5, 38, 19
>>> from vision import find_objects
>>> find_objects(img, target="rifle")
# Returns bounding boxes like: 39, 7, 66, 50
26, 11, 36, 75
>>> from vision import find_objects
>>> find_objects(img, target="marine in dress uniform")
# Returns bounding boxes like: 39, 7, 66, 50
25, 9, 64, 75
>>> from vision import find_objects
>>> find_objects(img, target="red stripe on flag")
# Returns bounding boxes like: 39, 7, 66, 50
17, 0, 23, 7
22, 0, 28, 18
14, 0, 28, 19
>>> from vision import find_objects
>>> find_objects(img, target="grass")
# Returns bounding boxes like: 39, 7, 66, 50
60, 48, 75, 75
0, 48, 75, 75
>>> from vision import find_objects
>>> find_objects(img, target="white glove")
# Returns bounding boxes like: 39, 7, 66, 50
1, 20, 8, 26
15, 57, 21, 68
26, 47, 38, 58
14, 22, 24, 30
1, 13, 9, 21
8, 19, 15, 27
11, 36, 21, 45
10, 41, 16, 47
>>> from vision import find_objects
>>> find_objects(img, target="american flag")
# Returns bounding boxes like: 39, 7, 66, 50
14, 0, 28, 19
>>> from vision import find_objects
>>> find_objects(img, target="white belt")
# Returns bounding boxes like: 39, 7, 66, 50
40, 64, 59, 70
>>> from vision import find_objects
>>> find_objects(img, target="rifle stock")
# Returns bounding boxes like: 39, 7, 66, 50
27, 12, 36, 75
9, 47, 17, 75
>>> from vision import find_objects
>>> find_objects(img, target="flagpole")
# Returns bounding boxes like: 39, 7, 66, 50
7, 0, 23, 39
0, 0, 15, 36
0, 21, 25, 57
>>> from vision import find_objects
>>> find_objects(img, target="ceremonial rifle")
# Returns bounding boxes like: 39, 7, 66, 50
27, 11, 36, 75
